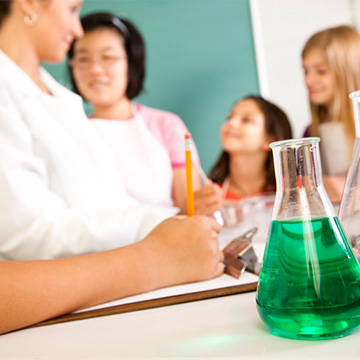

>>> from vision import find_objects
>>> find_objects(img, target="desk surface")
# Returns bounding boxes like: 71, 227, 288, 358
1, 291, 359, 359
1, 223, 359, 359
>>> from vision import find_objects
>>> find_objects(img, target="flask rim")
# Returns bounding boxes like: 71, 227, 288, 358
349, 90, 360, 100
269, 137, 320, 149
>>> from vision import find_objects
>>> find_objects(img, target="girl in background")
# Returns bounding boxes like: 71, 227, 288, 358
302, 25, 360, 202
209, 95, 292, 200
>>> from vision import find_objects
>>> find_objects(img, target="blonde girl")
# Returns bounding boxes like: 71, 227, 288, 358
302, 25, 360, 201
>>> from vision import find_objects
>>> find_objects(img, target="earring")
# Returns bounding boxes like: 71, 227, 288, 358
24, 13, 38, 27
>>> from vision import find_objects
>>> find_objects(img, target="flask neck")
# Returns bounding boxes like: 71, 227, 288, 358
273, 142, 323, 193
270, 138, 335, 220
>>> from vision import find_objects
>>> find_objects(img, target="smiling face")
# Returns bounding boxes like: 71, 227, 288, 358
302, 48, 337, 107
220, 99, 271, 155
71, 27, 129, 107
33, 0, 83, 63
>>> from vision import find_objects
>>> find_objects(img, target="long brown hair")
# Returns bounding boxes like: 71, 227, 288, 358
302, 25, 360, 156
208, 95, 293, 192
0, 1, 11, 27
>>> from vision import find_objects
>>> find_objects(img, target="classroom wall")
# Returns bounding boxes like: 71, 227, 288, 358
44, 0, 259, 174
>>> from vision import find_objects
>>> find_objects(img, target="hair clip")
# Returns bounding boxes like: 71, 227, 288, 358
111, 17, 130, 39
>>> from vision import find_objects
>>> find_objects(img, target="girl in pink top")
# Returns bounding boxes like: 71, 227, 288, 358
68, 12, 222, 214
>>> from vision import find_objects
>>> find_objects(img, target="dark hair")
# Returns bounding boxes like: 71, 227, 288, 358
68, 12, 145, 100
0, 0, 12, 27
208, 95, 293, 192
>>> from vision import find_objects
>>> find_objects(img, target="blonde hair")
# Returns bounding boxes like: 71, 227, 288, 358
302, 25, 360, 156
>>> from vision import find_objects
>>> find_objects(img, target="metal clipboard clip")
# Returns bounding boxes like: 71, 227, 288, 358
223, 228, 260, 278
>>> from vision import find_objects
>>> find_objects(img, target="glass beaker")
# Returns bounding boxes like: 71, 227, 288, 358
338, 90, 360, 260
256, 137, 360, 340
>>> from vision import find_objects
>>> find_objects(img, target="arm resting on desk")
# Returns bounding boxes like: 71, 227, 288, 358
0, 216, 224, 335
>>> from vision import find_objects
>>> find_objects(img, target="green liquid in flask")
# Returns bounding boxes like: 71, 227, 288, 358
256, 217, 360, 340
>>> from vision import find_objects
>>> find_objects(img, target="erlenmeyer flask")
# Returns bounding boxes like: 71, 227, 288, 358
339, 90, 360, 259
256, 137, 360, 340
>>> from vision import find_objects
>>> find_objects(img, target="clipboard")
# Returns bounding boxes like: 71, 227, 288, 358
33, 276, 258, 328
32, 228, 262, 329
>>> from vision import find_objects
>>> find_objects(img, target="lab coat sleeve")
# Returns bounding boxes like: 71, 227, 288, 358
0, 88, 175, 260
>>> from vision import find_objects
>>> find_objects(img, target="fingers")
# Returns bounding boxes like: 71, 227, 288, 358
194, 184, 223, 215
214, 249, 225, 277
209, 217, 222, 234
218, 248, 225, 263
194, 183, 222, 200
192, 215, 222, 234
144, 215, 225, 284
180, 215, 224, 279
205, 222, 225, 278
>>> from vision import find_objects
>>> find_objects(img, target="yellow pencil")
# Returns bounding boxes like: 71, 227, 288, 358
185, 133, 195, 216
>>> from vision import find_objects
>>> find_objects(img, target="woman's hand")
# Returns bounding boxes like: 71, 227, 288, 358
140, 215, 224, 287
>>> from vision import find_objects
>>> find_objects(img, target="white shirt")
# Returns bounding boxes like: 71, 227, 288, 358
92, 113, 174, 207
0, 50, 177, 260
318, 122, 351, 176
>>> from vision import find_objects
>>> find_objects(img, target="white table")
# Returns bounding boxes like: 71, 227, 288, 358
0, 290, 359, 359
1, 220, 359, 359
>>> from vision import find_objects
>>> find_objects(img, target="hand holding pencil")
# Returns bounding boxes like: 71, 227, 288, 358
193, 183, 223, 216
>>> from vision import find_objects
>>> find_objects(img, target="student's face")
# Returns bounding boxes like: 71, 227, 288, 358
33, 0, 83, 63
71, 28, 129, 107
220, 99, 270, 155
302, 48, 336, 107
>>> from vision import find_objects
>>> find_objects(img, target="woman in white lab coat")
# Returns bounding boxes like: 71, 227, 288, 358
0, 17, 172, 259
0, 0, 219, 260
0, 0, 224, 334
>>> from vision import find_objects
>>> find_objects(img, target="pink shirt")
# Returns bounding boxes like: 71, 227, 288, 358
137, 104, 200, 167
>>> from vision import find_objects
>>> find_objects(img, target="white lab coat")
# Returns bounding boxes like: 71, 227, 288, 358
0, 50, 177, 260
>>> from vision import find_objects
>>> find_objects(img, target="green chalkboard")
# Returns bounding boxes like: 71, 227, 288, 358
44, 0, 259, 173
